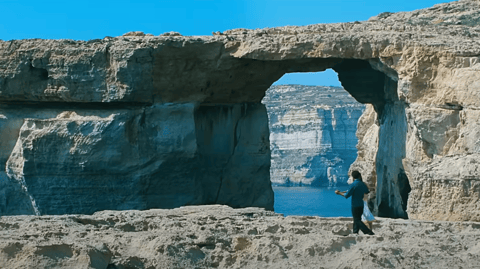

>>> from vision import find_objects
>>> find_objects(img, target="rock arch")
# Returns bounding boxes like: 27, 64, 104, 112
1, 0, 479, 221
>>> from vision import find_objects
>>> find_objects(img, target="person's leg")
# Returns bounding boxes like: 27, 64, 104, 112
352, 206, 363, 234
358, 218, 374, 235
359, 222, 374, 235
364, 221, 373, 230
353, 206, 374, 235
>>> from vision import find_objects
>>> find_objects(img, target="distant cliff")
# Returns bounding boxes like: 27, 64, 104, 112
262, 85, 365, 187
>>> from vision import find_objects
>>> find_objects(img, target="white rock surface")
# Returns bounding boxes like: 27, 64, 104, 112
262, 85, 365, 186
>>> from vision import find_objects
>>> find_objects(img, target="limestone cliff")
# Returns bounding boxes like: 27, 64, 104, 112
262, 85, 364, 186
1, 0, 480, 221
0, 104, 272, 215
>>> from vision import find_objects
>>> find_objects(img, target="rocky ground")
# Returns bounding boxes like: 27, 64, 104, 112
1, 205, 479, 269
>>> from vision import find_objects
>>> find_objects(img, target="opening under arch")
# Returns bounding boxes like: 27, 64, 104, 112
262, 69, 365, 217
256, 58, 410, 219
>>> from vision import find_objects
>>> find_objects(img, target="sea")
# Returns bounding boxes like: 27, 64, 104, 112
273, 186, 351, 217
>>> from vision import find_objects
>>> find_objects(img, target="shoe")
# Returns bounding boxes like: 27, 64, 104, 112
366, 231, 375, 235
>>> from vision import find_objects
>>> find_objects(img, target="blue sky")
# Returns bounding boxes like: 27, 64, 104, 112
0, 0, 447, 86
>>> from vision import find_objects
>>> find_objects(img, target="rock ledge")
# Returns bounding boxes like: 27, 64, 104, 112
1, 205, 479, 268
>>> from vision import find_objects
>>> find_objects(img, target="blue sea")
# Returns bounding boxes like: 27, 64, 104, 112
273, 186, 351, 217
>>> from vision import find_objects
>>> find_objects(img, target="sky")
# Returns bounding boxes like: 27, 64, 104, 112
0, 0, 448, 86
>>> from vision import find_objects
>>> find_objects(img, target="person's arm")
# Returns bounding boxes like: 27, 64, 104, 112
362, 182, 370, 194
336, 184, 354, 199
335, 190, 347, 197
344, 186, 353, 199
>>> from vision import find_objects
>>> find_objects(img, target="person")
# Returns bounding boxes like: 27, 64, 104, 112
335, 171, 375, 235
361, 197, 375, 230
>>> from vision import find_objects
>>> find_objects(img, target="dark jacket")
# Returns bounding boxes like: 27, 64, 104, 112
345, 179, 369, 208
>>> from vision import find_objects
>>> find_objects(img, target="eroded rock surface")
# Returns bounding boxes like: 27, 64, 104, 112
262, 85, 364, 186
0, 103, 272, 215
1, 0, 480, 220
1, 205, 479, 269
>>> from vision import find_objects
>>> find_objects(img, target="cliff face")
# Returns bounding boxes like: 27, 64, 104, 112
0, 103, 272, 215
262, 85, 365, 186
1, 0, 480, 220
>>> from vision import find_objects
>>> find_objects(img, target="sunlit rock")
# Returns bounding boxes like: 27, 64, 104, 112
0, 206, 479, 268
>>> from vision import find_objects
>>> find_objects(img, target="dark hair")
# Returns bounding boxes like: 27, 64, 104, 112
351, 170, 362, 181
